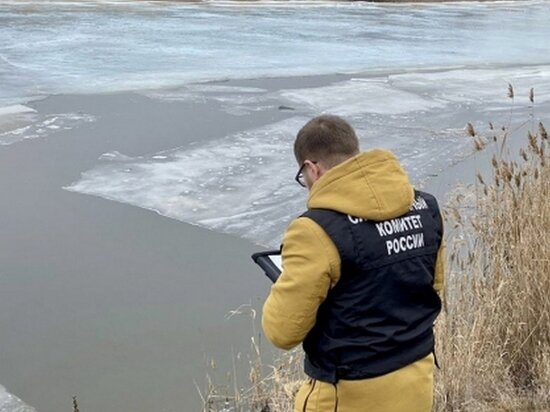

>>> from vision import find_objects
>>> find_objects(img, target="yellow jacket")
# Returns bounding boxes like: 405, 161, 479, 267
262, 149, 444, 412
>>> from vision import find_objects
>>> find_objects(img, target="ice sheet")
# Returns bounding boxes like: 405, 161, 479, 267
1, 0, 549, 109
0, 112, 95, 146
0, 386, 36, 412
0, 105, 36, 117
144, 84, 274, 116
66, 117, 307, 246
63, 113, 470, 247
66, 65, 549, 247
280, 78, 445, 116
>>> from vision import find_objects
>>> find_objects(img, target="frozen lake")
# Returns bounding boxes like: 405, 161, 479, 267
1, 1, 550, 411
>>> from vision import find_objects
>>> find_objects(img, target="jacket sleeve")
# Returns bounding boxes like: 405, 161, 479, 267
433, 242, 445, 293
262, 217, 340, 350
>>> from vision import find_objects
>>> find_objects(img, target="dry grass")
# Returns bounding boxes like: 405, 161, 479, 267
198, 305, 305, 412
199, 345, 304, 412
435, 117, 549, 411
203, 89, 549, 412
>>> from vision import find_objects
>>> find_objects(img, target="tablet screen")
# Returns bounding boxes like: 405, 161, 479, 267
251, 250, 282, 282
268, 254, 282, 272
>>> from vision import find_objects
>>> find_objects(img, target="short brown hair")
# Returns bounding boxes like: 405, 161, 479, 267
294, 115, 360, 168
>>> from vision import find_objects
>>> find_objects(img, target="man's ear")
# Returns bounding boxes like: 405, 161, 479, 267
303, 160, 319, 180
308, 160, 325, 180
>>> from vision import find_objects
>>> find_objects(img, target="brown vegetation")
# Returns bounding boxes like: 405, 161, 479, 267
435, 115, 549, 410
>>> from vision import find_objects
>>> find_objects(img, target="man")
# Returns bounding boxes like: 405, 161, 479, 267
262, 115, 444, 412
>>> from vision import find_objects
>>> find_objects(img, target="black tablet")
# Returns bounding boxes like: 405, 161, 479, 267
251, 250, 282, 283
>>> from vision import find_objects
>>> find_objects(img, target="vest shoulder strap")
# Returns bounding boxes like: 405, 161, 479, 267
301, 208, 358, 265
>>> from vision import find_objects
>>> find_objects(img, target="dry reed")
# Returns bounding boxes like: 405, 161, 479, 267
435, 111, 549, 411
72, 396, 80, 412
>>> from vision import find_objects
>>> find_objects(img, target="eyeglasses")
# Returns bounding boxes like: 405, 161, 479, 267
294, 161, 317, 188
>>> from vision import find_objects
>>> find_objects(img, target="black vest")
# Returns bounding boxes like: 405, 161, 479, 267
301, 190, 442, 384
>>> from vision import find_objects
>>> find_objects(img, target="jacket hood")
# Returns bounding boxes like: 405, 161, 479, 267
307, 149, 414, 221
